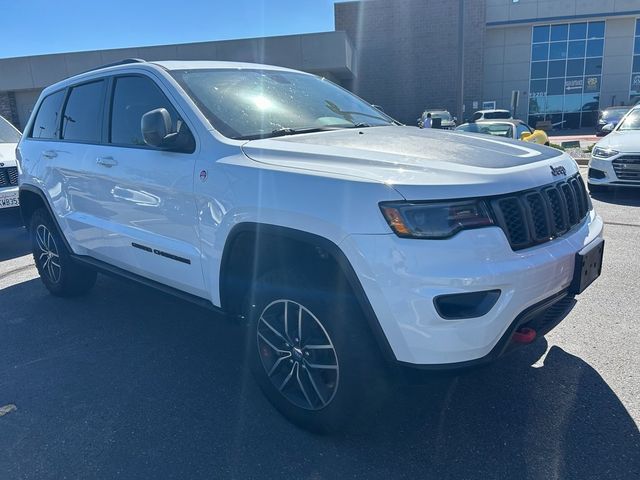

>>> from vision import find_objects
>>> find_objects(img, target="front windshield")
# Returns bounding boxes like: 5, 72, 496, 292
0, 116, 21, 144
617, 109, 640, 131
171, 69, 396, 139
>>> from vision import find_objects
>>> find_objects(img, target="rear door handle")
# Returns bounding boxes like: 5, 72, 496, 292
42, 150, 58, 159
96, 156, 118, 168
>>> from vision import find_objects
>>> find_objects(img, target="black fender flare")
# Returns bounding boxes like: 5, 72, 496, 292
219, 222, 397, 362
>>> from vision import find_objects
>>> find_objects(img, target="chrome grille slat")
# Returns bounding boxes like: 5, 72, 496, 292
613, 156, 640, 181
491, 174, 590, 251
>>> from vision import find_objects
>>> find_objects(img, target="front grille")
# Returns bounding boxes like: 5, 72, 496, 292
491, 174, 590, 251
0, 167, 18, 187
613, 155, 640, 182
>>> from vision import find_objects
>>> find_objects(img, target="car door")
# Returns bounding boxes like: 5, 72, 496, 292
23, 81, 109, 251
83, 74, 205, 297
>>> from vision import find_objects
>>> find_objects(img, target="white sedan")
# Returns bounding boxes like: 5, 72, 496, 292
588, 106, 640, 191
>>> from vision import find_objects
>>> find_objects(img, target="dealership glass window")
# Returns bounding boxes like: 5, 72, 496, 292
551, 24, 568, 42
532, 43, 549, 61
529, 20, 605, 128
569, 23, 587, 40
548, 60, 566, 78
531, 62, 547, 79
631, 20, 640, 100
533, 25, 550, 43
566, 59, 584, 77
568, 41, 586, 59
549, 42, 568, 60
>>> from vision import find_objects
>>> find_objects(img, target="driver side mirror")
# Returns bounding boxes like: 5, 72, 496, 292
141, 108, 194, 153
601, 122, 616, 133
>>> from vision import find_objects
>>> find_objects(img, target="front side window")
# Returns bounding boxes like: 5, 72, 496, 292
170, 69, 395, 139
61, 81, 105, 142
30, 90, 65, 139
110, 76, 182, 147
0, 115, 21, 143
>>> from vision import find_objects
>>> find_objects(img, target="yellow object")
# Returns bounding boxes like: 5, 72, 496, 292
520, 129, 549, 145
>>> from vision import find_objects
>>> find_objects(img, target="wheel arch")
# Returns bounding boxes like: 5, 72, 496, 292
19, 185, 73, 252
219, 222, 397, 362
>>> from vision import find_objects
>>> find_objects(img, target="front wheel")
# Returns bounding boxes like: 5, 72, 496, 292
245, 270, 389, 433
30, 208, 97, 297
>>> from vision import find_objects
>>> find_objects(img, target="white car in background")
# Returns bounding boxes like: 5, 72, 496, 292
588, 105, 640, 191
0, 115, 21, 210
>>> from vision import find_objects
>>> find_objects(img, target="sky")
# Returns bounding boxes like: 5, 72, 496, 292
0, 0, 343, 59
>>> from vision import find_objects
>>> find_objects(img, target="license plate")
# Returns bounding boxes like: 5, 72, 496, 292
0, 191, 19, 209
569, 238, 604, 294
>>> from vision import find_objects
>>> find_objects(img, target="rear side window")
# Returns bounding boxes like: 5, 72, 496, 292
30, 90, 65, 139
61, 81, 106, 143
110, 76, 179, 147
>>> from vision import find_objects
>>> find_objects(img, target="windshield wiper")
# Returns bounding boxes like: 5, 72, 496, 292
236, 125, 350, 140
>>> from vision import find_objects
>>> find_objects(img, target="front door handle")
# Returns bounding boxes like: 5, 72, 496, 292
42, 150, 58, 159
96, 156, 118, 168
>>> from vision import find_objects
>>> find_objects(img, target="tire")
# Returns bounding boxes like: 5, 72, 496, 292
29, 208, 97, 297
244, 269, 390, 433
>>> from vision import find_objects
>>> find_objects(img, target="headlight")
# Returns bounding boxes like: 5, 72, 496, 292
379, 200, 494, 239
592, 147, 619, 159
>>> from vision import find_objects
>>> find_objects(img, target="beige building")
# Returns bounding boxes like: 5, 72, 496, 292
2, 0, 640, 129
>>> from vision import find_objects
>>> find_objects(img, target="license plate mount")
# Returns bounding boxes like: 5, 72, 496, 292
569, 238, 604, 295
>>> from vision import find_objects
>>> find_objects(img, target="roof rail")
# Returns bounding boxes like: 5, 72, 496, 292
80, 58, 146, 75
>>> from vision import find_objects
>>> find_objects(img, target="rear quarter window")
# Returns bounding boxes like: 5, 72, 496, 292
30, 90, 65, 139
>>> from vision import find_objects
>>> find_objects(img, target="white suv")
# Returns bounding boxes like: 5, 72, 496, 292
0, 115, 21, 211
17, 60, 604, 432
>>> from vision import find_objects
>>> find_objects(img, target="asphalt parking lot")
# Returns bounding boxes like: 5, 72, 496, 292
0, 167, 638, 480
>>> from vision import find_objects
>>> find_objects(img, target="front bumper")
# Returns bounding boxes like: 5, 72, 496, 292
340, 210, 603, 365
588, 155, 640, 187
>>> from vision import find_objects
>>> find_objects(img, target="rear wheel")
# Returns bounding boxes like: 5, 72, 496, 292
245, 269, 389, 433
30, 208, 97, 297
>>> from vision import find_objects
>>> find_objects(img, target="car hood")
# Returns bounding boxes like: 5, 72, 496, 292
241, 126, 577, 200
0, 143, 17, 167
594, 130, 640, 152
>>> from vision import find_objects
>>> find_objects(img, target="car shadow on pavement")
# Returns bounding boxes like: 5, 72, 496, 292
0, 210, 29, 262
0, 276, 637, 480
590, 188, 640, 207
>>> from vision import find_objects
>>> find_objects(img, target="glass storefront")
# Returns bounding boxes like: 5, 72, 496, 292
528, 21, 605, 130
631, 19, 640, 104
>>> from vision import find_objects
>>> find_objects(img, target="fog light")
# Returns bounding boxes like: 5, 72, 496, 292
588, 168, 606, 180
434, 290, 501, 320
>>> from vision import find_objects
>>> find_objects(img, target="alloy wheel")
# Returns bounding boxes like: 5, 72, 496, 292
36, 224, 61, 284
256, 299, 339, 411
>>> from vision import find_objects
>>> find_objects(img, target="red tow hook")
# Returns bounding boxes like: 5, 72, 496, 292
512, 327, 537, 344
